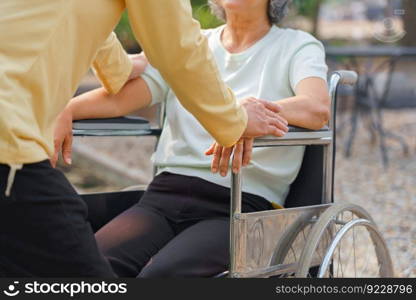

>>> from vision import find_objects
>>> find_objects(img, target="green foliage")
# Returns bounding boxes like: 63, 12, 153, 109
114, 2, 222, 50
191, 0, 207, 7
292, 0, 322, 17
193, 4, 224, 29
192, 0, 224, 29
114, 11, 137, 51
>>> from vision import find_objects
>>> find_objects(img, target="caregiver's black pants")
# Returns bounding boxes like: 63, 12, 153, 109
0, 161, 114, 277
96, 172, 273, 278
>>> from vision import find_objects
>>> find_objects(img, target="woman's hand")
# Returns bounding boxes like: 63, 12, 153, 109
128, 53, 148, 81
51, 108, 74, 168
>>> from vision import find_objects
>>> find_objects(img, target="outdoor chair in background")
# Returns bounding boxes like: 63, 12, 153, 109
73, 70, 394, 278
326, 45, 416, 167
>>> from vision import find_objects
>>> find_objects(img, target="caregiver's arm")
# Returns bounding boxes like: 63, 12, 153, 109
92, 33, 148, 95
51, 77, 151, 167
92, 32, 133, 95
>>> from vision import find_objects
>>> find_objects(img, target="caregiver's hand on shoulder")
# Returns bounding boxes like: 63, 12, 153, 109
241, 97, 288, 138
51, 108, 74, 168
128, 53, 148, 81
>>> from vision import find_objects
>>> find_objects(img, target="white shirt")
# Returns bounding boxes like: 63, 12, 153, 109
141, 25, 328, 207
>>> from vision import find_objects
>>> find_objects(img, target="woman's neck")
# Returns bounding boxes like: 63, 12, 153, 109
221, 14, 271, 53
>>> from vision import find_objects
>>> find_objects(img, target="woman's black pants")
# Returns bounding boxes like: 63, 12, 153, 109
95, 172, 272, 278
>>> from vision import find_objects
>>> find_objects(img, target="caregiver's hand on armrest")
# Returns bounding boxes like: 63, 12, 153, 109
205, 109, 288, 177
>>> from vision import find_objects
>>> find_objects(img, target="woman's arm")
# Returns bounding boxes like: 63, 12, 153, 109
277, 77, 330, 130
67, 76, 152, 120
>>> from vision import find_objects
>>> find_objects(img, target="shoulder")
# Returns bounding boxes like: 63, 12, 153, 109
270, 27, 325, 53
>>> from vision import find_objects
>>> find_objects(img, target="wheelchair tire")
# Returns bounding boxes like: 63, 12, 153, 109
295, 203, 394, 278
269, 210, 318, 268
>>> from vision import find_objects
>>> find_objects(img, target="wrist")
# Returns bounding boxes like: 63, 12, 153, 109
63, 101, 76, 120
128, 54, 148, 80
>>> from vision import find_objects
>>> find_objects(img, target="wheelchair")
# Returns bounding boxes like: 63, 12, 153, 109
73, 70, 394, 278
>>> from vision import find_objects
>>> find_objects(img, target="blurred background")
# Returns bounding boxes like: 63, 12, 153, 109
60, 0, 416, 277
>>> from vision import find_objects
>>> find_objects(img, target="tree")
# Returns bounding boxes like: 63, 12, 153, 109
402, 0, 416, 46
293, 0, 324, 36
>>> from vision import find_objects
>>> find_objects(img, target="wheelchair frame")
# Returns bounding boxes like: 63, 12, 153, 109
228, 71, 348, 277
73, 70, 394, 278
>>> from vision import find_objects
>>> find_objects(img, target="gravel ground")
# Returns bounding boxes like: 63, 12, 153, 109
61, 108, 416, 277
334, 109, 416, 277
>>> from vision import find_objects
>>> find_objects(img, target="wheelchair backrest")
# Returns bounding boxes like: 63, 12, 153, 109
284, 145, 327, 208
284, 70, 355, 208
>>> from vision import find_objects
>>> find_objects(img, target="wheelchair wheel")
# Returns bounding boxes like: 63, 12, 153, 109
296, 203, 394, 278
269, 210, 321, 277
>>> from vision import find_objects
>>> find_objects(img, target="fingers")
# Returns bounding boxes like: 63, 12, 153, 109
211, 144, 223, 173
205, 143, 216, 155
276, 114, 289, 126
268, 125, 286, 137
51, 138, 62, 168
51, 132, 73, 168
265, 109, 277, 119
62, 133, 73, 165
241, 97, 291, 138
265, 110, 288, 125
264, 106, 289, 134
242, 139, 254, 166
267, 116, 289, 134
257, 99, 282, 113
210, 139, 253, 175
232, 141, 244, 174
51, 151, 59, 169
219, 146, 233, 177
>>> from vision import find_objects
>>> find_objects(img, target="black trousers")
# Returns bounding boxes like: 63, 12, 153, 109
0, 161, 114, 277
95, 172, 273, 278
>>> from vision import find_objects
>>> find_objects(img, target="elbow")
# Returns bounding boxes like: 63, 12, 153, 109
317, 106, 330, 129
311, 99, 331, 130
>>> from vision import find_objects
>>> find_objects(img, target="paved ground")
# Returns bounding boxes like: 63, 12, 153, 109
61, 108, 416, 277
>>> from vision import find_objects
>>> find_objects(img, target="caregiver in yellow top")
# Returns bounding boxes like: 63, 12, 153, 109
0, 0, 282, 277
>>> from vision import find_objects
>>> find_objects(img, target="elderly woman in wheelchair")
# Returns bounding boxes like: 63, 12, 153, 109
53, 0, 339, 278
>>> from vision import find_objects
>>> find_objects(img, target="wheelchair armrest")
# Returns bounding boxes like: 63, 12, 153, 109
72, 117, 331, 146
73, 116, 162, 137
253, 125, 332, 147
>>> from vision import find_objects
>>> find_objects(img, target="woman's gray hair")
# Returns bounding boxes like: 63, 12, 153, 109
208, 0, 291, 25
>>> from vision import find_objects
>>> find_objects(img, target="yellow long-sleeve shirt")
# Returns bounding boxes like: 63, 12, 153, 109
0, 0, 247, 165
